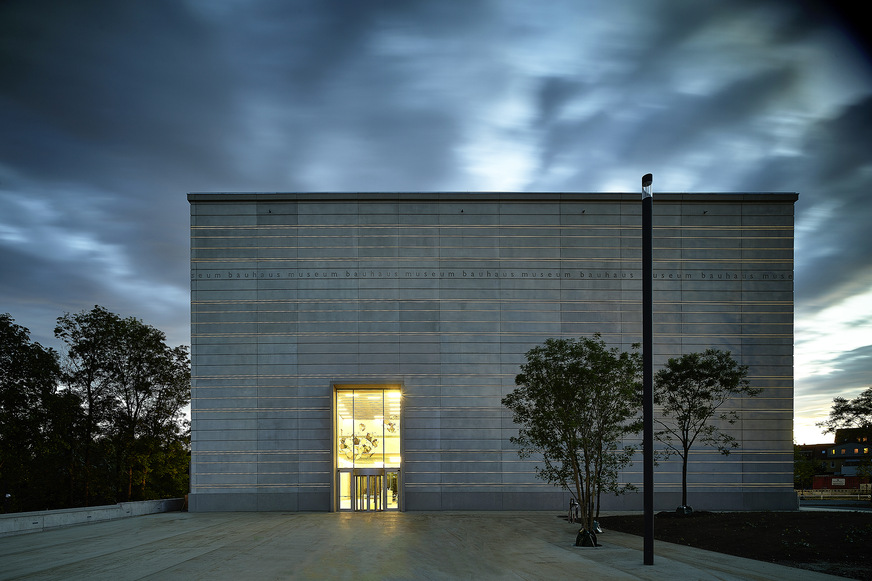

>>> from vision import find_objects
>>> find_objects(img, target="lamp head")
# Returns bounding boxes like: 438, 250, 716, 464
642, 173, 653, 188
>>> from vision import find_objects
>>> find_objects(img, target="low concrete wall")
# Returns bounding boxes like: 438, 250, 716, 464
0, 498, 185, 537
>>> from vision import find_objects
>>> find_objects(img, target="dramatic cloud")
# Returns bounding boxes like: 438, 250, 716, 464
1, 0, 870, 443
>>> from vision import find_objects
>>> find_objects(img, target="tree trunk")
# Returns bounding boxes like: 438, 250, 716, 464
571, 459, 587, 529
681, 451, 689, 507
584, 464, 595, 531
83, 444, 91, 507
67, 451, 75, 508
84, 373, 96, 508
596, 486, 602, 520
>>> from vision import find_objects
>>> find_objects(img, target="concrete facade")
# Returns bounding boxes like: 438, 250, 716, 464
188, 192, 797, 512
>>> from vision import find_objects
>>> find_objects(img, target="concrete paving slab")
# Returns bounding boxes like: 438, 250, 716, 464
0, 512, 845, 580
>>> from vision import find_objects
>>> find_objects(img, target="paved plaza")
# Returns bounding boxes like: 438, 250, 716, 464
0, 511, 844, 580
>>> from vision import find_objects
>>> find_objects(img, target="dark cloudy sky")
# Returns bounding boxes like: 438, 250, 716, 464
2, 0, 870, 444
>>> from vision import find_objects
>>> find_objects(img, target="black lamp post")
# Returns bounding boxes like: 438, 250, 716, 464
642, 173, 654, 565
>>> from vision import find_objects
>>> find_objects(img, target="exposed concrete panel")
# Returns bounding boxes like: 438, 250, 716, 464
0, 499, 185, 537
189, 192, 798, 512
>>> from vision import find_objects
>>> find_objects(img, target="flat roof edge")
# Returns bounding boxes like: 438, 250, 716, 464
187, 192, 799, 203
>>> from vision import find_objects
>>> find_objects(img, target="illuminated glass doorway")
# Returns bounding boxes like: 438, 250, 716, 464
335, 386, 401, 511
354, 471, 383, 511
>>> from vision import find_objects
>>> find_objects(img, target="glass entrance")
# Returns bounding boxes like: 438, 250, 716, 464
385, 469, 399, 510
335, 386, 402, 511
354, 471, 383, 511
338, 468, 400, 511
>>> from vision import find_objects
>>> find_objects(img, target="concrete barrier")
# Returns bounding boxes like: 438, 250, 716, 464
0, 498, 185, 537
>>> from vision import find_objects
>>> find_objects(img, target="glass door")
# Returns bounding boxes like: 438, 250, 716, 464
338, 468, 401, 511
354, 472, 384, 511
386, 470, 399, 510
338, 470, 352, 510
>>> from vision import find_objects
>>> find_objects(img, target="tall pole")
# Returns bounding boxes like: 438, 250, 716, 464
642, 173, 654, 565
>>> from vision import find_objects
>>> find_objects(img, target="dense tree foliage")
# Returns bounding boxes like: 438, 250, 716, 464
502, 335, 641, 534
653, 348, 759, 508
0, 308, 189, 513
56, 307, 190, 506
793, 446, 824, 490
817, 386, 872, 434
0, 314, 72, 512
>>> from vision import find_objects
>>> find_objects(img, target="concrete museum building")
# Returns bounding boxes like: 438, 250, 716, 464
188, 192, 797, 512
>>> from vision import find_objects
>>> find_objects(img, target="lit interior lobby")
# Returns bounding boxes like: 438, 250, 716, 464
335, 386, 402, 511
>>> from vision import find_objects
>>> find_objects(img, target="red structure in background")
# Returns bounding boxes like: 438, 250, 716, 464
797, 428, 871, 489
813, 475, 864, 489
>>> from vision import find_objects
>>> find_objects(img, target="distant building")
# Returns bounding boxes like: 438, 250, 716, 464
826, 429, 872, 477
834, 427, 872, 446
188, 192, 798, 512
797, 443, 831, 470
810, 443, 872, 477
797, 428, 872, 487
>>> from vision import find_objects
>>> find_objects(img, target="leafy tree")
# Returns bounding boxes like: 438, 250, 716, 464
0, 314, 62, 512
55, 306, 122, 505
55, 306, 190, 504
36, 388, 85, 509
793, 446, 823, 490
109, 315, 190, 500
502, 335, 641, 534
653, 348, 759, 508
817, 386, 872, 434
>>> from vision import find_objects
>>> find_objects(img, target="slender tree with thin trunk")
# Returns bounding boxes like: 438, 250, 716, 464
653, 348, 758, 509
